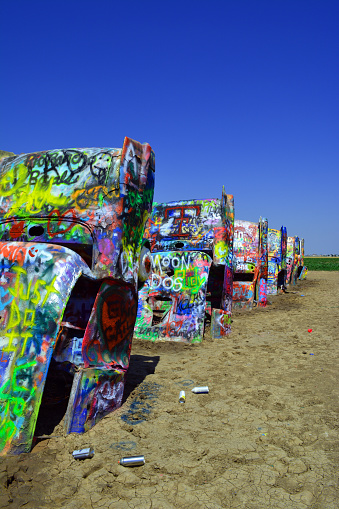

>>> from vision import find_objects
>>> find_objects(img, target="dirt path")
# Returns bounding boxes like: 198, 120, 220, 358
1, 271, 338, 509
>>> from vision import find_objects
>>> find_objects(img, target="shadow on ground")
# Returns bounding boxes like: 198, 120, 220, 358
122, 354, 160, 403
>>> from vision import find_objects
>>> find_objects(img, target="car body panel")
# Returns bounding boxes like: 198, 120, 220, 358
298, 238, 307, 279
286, 236, 296, 284
0, 137, 155, 454
0, 243, 90, 454
267, 226, 287, 295
64, 367, 125, 434
0, 138, 155, 284
232, 218, 268, 310
134, 190, 234, 342
135, 251, 212, 343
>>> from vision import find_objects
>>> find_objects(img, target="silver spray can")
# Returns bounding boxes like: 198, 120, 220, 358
191, 386, 209, 394
72, 447, 95, 459
179, 390, 186, 403
119, 455, 145, 467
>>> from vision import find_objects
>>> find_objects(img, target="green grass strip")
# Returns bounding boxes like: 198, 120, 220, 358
304, 257, 339, 271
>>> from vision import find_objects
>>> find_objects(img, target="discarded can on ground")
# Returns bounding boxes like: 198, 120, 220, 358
119, 455, 145, 467
191, 386, 209, 394
72, 447, 95, 459
179, 390, 186, 403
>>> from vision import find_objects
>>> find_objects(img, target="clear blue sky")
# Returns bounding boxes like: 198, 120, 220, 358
1, 0, 338, 254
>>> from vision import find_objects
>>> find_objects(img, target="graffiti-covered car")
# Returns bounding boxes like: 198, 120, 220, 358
297, 238, 308, 280
0, 137, 155, 454
286, 236, 307, 285
232, 218, 268, 310
286, 236, 296, 285
267, 226, 287, 295
134, 188, 234, 342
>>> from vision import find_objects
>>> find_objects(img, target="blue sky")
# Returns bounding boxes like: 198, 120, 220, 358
1, 0, 338, 254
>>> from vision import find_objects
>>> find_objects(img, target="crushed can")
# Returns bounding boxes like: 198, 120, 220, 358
72, 447, 95, 459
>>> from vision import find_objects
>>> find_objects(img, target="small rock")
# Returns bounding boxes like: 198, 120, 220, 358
0, 494, 11, 506
0, 472, 7, 488
290, 490, 314, 505
91, 492, 104, 504
116, 470, 140, 485
244, 452, 261, 461
288, 459, 308, 474
273, 461, 288, 475
285, 477, 300, 492
108, 463, 126, 476
14, 471, 32, 483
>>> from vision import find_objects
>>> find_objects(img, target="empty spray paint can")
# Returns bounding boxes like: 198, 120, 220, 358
72, 447, 95, 459
191, 386, 209, 394
179, 390, 186, 403
119, 455, 145, 467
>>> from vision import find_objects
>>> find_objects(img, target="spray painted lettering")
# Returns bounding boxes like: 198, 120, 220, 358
0, 137, 155, 454
232, 218, 268, 310
134, 188, 234, 342
267, 226, 287, 295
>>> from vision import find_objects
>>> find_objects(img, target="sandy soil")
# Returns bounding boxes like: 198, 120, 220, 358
0, 271, 338, 509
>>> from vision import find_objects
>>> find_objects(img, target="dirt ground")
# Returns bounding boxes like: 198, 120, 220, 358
0, 271, 338, 509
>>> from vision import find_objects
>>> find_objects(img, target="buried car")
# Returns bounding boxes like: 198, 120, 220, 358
286, 236, 296, 285
287, 236, 308, 284
133, 188, 234, 342
286, 236, 308, 285
298, 238, 308, 280
0, 137, 155, 454
267, 226, 287, 295
232, 217, 268, 310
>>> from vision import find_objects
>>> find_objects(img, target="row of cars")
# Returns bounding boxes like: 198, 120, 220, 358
134, 196, 307, 343
0, 139, 306, 454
